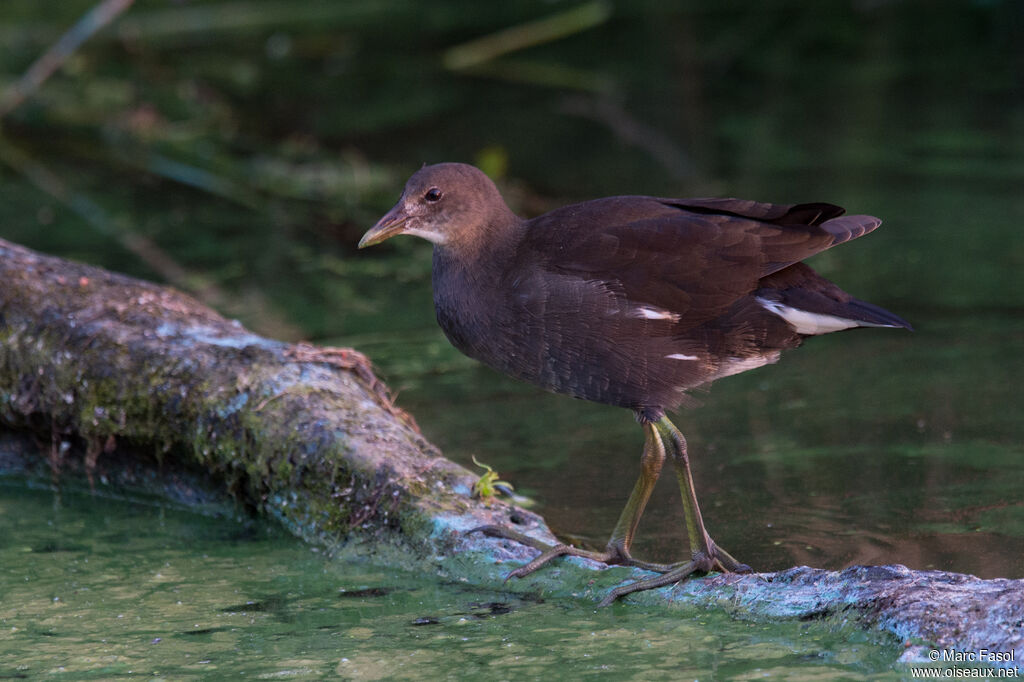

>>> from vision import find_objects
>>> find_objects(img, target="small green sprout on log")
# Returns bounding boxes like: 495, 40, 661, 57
471, 455, 513, 502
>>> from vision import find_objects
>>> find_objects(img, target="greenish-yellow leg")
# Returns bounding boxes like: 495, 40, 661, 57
597, 416, 750, 606
472, 415, 749, 604
471, 421, 673, 576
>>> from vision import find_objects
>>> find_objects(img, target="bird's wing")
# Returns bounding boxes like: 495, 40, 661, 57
519, 196, 880, 329
663, 197, 881, 270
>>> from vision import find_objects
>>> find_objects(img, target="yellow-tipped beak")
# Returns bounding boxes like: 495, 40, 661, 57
358, 205, 409, 249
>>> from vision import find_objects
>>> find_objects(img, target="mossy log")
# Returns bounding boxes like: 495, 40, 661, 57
0, 237, 1020, 672
0, 237, 551, 556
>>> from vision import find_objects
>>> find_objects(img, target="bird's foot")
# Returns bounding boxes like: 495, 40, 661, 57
596, 539, 751, 607
468, 524, 554, 553
470, 525, 750, 605
469, 525, 655, 579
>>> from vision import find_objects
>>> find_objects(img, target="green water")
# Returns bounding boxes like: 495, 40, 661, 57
0, 483, 908, 679
1, 0, 1022, 677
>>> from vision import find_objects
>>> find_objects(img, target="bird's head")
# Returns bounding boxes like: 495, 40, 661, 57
359, 163, 515, 250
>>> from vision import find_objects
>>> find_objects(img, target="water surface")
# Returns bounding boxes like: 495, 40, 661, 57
1, 483, 908, 680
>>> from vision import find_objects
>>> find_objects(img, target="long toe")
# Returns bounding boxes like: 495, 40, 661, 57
508, 543, 624, 579
708, 542, 750, 573
598, 543, 751, 606
469, 524, 556, 552
598, 560, 702, 607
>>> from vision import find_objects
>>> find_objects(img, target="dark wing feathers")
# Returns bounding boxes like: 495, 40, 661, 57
660, 197, 845, 225
817, 214, 882, 246
521, 195, 881, 328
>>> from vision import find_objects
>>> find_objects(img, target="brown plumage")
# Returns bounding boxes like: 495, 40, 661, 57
360, 162, 910, 604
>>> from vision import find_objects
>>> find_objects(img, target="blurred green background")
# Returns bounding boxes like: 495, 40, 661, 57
1, 0, 1022, 575
2, 0, 1023, 677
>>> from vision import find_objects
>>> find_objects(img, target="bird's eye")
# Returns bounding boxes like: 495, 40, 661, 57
424, 188, 442, 202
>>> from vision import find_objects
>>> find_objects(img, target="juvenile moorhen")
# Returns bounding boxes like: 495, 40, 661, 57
359, 163, 910, 605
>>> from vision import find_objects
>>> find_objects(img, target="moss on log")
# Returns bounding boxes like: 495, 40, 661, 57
0, 237, 550, 556
1, 237, 1020, 672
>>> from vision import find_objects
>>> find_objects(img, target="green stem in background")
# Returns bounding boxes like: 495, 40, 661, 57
0, 0, 136, 118
443, 1, 611, 71
0, 135, 302, 340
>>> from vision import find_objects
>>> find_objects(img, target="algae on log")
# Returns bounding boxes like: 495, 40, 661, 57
1, 237, 1021, 672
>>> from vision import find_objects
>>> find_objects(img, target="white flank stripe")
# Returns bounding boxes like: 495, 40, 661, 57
710, 352, 781, 380
756, 297, 860, 335
634, 306, 680, 321
666, 353, 699, 360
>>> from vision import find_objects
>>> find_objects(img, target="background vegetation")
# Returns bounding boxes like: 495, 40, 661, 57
1, 0, 1022, 578
1, 0, 1020, 326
